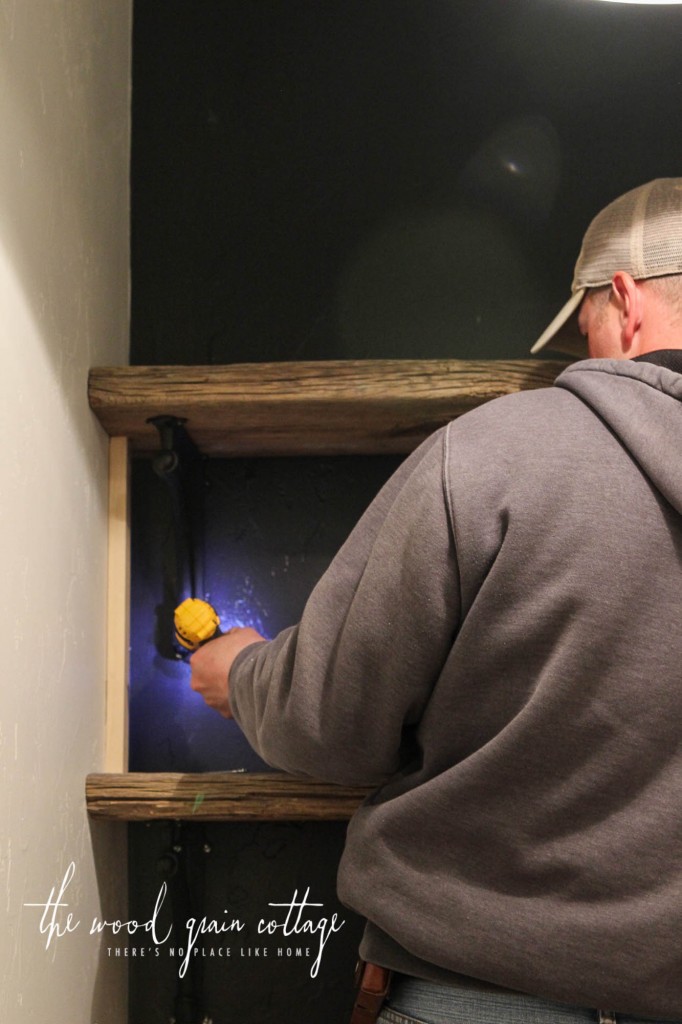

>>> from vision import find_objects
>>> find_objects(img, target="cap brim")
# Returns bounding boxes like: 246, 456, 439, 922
530, 288, 587, 357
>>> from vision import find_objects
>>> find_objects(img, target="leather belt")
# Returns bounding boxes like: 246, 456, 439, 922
350, 960, 392, 1024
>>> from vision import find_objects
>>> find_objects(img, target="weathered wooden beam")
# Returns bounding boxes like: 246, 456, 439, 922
86, 772, 370, 821
88, 360, 568, 457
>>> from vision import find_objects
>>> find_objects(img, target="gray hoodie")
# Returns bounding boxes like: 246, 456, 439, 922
230, 357, 682, 1020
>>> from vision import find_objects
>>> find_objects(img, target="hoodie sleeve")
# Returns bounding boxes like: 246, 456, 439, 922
228, 428, 461, 785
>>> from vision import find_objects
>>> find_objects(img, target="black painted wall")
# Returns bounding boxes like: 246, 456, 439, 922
128, 819, 365, 1024
129, 452, 399, 1021
131, 0, 682, 367
129, 455, 402, 774
129, 3, 682, 1021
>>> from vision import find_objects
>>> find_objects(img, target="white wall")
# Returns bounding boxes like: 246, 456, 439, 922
0, 2, 131, 1021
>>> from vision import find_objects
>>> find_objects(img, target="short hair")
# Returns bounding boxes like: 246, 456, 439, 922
588, 274, 682, 319
646, 273, 682, 318
587, 285, 610, 308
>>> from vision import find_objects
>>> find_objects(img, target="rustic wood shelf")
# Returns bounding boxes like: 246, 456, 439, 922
88, 359, 567, 457
86, 772, 370, 822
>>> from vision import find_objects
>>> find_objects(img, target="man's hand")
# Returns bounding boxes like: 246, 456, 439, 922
189, 627, 265, 718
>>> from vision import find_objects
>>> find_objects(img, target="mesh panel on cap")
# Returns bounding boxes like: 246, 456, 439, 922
572, 178, 682, 292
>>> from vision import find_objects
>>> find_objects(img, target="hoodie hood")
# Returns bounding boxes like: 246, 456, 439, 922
555, 357, 682, 516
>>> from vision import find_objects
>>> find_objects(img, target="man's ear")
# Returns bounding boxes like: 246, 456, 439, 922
611, 271, 642, 349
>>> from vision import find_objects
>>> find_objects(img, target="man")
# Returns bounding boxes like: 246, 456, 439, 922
190, 178, 682, 1023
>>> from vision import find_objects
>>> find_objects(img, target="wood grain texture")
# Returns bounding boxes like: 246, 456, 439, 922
89, 360, 569, 456
105, 437, 130, 772
86, 772, 371, 821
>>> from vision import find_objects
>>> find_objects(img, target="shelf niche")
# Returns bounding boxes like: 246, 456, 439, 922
88, 358, 568, 820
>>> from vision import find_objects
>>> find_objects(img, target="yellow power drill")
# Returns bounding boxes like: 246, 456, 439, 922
173, 597, 222, 654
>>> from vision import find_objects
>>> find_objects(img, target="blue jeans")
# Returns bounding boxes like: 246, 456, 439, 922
378, 975, 681, 1024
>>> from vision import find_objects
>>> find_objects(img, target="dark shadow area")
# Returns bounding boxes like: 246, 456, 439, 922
129, 449, 398, 1020
128, 819, 364, 1024
130, 453, 402, 772
132, 0, 682, 365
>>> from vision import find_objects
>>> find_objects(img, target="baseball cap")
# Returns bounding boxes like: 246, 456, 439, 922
531, 177, 682, 355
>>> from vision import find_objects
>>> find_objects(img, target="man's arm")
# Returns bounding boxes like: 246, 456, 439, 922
190, 429, 461, 785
